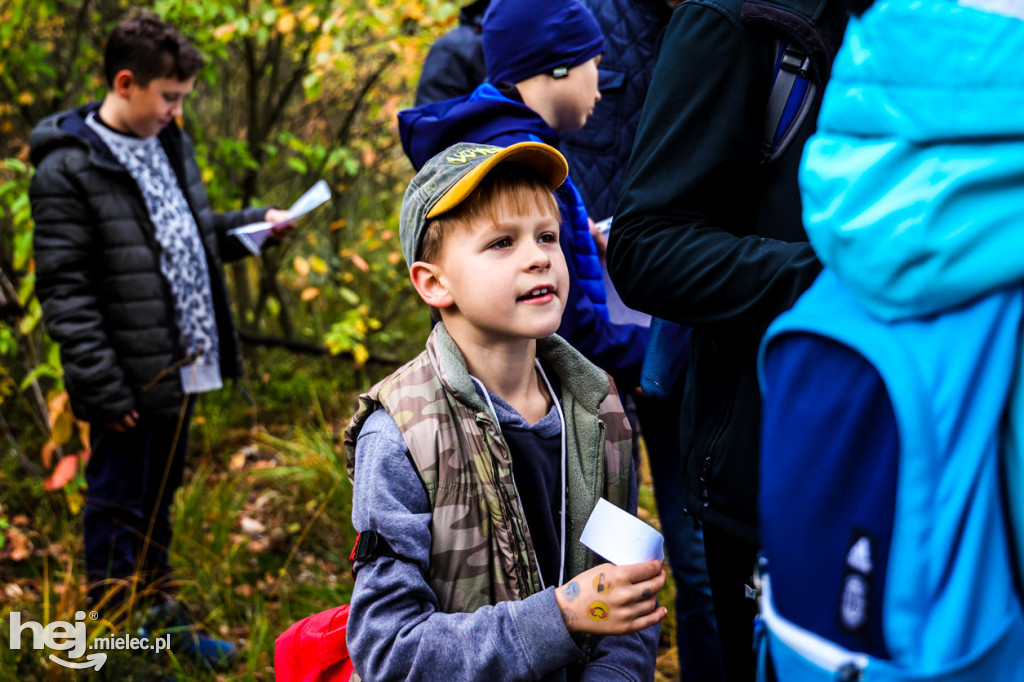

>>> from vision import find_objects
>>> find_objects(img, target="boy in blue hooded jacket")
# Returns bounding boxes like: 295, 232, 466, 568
756, 0, 1024, 678
398, 0, 650, 397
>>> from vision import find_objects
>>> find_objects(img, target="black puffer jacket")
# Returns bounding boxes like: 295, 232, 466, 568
30, 103, 264, 423
608, 0, 848, 543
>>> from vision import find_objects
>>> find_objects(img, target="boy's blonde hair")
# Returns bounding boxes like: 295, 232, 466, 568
418, 164, 561, 264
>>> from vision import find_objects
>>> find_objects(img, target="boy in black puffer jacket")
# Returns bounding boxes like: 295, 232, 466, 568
29, 10, 290, 668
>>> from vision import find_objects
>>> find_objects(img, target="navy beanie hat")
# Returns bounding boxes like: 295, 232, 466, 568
482, 0, 604, 86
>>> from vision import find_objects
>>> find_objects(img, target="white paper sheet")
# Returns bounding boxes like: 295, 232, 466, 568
580, 497, 664, 565
228, 180, 332, 254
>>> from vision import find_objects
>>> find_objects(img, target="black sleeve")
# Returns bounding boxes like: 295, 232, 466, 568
607, 1, 821, 335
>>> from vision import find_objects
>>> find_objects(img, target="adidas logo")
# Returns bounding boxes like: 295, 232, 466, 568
846, 536, 873, 574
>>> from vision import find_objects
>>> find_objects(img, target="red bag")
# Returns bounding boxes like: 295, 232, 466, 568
276, 532, 403, 681
274, 604, 353, 682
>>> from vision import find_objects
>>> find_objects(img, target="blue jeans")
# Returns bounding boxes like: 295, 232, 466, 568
84, 401, 193, 608
636, 394, 725, 682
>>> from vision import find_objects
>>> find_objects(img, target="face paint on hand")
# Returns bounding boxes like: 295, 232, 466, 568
565, 581, 580, 601
593, 573, 609, 594
588, 601, 609, 620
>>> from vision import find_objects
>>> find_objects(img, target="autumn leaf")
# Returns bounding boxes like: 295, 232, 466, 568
46, 390, 68, 429
350, 254, 370, 273
43, 454, 79, 491
213, 23, 236, 40
301, 287, 320, 301
6, 527, 31, 562
310, 255, 328, 274
40, 440, 57, 469
277, 13, 297, 35
294, 256, 311, 276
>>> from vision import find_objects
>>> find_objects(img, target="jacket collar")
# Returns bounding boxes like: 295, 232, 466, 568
30, 102, 186, 175
426, 322, 610, 417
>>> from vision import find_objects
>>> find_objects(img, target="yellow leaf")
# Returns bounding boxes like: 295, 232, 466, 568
46, 390, 68, 429
314, 34, 333, 56
51, 410, 73, 446
213, 23, 236, 40
277, 12, 296, 34
294, 256, 311, 276
301, 287, 320, 301
329, 218, 347, 231
353, 344, 369, 368
18, 92, 33, 106
310, 255, 328, 274
388, 251, 402, 266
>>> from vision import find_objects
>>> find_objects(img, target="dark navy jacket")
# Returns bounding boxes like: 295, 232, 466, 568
398, 84, 649, 391
559, 0, 674, 221
414, 0, 490, 106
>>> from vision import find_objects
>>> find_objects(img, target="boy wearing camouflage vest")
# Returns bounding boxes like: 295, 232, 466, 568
344, 141, 664, 681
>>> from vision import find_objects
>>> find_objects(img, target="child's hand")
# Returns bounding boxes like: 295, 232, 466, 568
555, 560, 667, 636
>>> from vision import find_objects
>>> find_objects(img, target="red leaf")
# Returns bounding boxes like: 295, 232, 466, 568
43, 455, 79, 491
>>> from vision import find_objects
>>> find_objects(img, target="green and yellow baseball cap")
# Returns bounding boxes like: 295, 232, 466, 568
399, 141, 568, 267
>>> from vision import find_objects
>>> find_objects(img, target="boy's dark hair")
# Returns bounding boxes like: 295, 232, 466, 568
104, 10, 204, 87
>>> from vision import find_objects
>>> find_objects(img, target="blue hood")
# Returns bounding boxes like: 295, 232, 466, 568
398, 83, 556, 170
800, 0, 1024, 321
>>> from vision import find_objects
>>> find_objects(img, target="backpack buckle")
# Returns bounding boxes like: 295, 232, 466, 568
780, 48, 810, 79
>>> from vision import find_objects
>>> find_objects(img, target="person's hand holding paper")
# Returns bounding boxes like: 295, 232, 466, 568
551, 498, 668, 636
580, 497, 665, 565
230, 180, 331, 254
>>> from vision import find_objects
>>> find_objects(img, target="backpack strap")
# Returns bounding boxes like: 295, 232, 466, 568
349, 531, 411, 575
762, 39, 817, 164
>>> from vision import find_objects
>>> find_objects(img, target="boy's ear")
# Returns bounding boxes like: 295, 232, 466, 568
111, 69, 138, 97
409, 261, 454, 309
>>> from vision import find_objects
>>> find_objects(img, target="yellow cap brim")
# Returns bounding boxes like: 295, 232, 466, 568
425, 142, 569, 219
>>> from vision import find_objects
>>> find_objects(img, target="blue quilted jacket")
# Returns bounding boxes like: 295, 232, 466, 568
559, 0, 674, 221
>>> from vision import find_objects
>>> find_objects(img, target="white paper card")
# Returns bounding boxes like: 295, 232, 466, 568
228, 180, 332, 254
580, 498, 664, 565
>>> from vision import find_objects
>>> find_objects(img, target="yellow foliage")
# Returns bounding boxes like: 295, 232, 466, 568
277, 12, 297, 35
310, 255, 328, 274
301, 287, 320, 301
18, 92, 34, 106
329, 219, 347, 231
294, 256, 311, 276
352, 344, 369, 368
213, 23, 237, 41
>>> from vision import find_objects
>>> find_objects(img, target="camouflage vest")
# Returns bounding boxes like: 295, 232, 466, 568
344, 323, 633, 614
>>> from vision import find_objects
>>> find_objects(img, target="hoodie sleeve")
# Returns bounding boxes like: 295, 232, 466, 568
348, 408, 585, 680
608, 0, 821, 334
